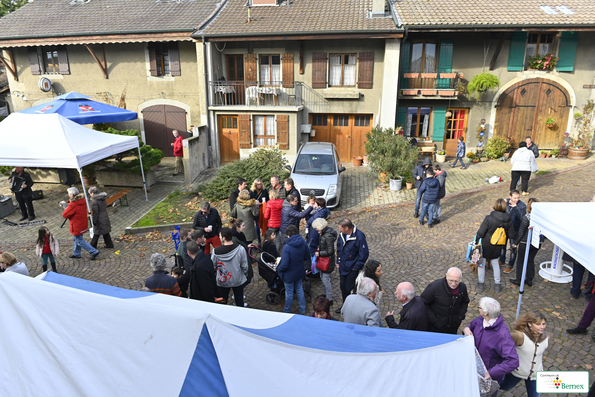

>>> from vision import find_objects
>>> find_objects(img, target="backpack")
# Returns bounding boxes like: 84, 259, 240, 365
490, 224, 507, 245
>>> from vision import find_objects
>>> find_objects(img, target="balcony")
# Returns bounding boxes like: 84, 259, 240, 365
400, 72, 464, 98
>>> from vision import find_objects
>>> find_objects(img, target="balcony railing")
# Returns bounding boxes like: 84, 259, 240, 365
210, 81, 318, 107
400, 72, 464, 97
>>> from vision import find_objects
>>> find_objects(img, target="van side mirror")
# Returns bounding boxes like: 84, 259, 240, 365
285, 165, 292, 171
339, 166, 346, 173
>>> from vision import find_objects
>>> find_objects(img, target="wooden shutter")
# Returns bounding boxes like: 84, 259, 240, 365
282, 53, 294, 88
277, 115, 289, 150
239, 114, 252, 149
436, 40, 453, 89
244, 53, 257, 84
557, 31, 578, 72
311, 53, 327, 89
357, 52, 374, 89
507, 32, 527, 72
168, 42, 181, 76
148, 44, 158, 76
396, 106, 407, 128
431, 107, 446, 142
28, 48, 41, 75
57, 46, 70, 75
399, 41, 411, 88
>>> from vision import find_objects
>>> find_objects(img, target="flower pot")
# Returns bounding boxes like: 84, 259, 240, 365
421, 73, 437, 78
439, 73, 457, 79
352, 156, 363, 166
406, 182, 413, 190
480, 157, 489, 162
472, 159, 479, 163
82, 176, 94, 186
567, 147, 590, 160
436, 154, 447, 163
439, 91, 456, 97
421, 89, 437, 96
389, 177, 403, 191
540, 153, 546, 158
402, 89, 419, 95
546, 153, 551, 158
547, 123, 556, 129
363, 155, 369, 166
467, 158, 473, 163
403, 73, 419, 78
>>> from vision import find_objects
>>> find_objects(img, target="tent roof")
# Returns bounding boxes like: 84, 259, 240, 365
0, 113, 139, 169
531, 202, 595, 273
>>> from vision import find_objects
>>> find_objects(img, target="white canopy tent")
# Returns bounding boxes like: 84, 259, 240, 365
0, 113, 148, 229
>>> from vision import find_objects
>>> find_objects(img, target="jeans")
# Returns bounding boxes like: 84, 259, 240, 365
515, 242, 539, 282
41, 253, 55, 266
283, 280, 306, 314
420, 202, 435, 225
478, 258, 501, 284
219, 285, 245, 307
72, 234, 99, 257
452, 156, 465, 168
340, 270, 359, 302
433, 200, 442, 220
500, 373, 539, 397
499, 239, 517, 268
414, 188, 423, 214
510, 170, 531, 192
321, 272, 333, 301
571, 260, 594, 299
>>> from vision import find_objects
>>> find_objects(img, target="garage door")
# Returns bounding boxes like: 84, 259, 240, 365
142, 105, 187, 157
310, 114, 372, 161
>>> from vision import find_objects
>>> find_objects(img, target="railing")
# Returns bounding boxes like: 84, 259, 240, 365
401, 72, 464, 96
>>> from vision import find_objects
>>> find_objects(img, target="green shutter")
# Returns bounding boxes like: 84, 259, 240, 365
432, 107, 446, 142
436, 40, 454, 89
508, 32, 527, 71
557, 31, 578, 72
396, 106, 407, 128
400, 41, 411, 88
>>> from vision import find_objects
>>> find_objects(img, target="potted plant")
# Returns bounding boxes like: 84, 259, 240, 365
403, 72, 419, 79
574, 112, 583, 120
539, 150, 547, 158
466, 152, 476, 163
365, 126, 419, 191
484, 136, 511, 160
436, 150, 447, 163
545, 118, 556, 128
551, 148, 559, 158
81, 162, 98, 185
455, 81, 468, 96
403, 170, 415, 190
528, 53, 559, 71
421, 72, 437, 78
468, 71, 500, 102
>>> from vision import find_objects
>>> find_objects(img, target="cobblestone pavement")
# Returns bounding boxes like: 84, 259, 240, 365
1, 157, 594, 395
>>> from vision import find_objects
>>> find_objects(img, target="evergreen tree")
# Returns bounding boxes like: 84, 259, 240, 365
0, 0, 28, 18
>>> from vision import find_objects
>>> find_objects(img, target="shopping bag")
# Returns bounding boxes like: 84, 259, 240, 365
311, 255, 319, 274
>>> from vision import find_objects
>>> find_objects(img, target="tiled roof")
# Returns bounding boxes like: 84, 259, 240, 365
393, 0, 595, 27
0, 0, 221, 40
199, 0, 397, 37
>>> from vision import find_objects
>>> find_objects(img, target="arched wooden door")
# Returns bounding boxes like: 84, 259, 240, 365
142, 105, 188, 156
494, 79, 570, 149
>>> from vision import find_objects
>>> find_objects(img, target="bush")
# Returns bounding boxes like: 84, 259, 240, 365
198, 148, 289, 202
0, 166, 13, 176
364, 126, 418, 179
112, 144, 164, 174
484, 136, 511, 159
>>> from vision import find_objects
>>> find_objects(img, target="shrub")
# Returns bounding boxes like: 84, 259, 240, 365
364, 126, 418, 179
0, 166, 13, 176
198, 148, 289, 202
96, 127, 164, 174
468, 71, 500, 102
484, 136, 511, 159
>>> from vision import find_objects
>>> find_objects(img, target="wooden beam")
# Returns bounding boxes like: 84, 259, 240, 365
489, 34, 506, 71
207, 32, 403, 42
85, 44, 108, 79
299, 41, 304, 75
0, 49, 17, 81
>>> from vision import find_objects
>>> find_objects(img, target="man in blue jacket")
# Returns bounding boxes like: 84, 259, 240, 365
335, 218, 369, 314
278, 194, 312, 253
418, 169, 440, 228
413, 157, 433, 218
277, 225, 310, 314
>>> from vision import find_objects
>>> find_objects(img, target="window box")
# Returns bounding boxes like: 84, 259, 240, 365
439, 73, 457, 79
402, 89, 419, 96
438, 90, 456, 96
403, 73, 419, 78
421, 73, 437, 78
421, 89, 437, 95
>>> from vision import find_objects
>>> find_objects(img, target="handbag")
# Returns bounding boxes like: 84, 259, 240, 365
490, 225, 507, 245
316, 256, 331, 272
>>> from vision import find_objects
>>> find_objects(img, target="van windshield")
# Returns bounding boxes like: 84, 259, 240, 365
294, 154, 336, 175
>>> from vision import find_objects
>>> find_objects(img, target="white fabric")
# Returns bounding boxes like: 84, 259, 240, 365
0, 113, 138, 168
330, 54, 342, 86
344, 55, 356, 86
254, 116, 265, 146
530, 202, 595, 273
510, 147, 538, 172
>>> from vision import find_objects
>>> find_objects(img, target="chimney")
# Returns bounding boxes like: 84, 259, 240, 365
371, 0, 385, 18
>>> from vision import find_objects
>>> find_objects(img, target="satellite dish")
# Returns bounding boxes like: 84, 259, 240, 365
38, 77, 52, 92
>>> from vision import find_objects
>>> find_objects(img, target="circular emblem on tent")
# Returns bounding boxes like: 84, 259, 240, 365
38, 77, 52, 92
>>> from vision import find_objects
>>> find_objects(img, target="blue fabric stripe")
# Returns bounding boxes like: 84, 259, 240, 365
240, 315, 460, 353
42, 272, 153, 299
179, 324, 229, 397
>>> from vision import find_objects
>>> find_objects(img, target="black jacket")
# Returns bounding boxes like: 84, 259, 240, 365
192, 208, 222, 239
10, 170, 34, 198
189, 251, 221, 302
413, 157, 432, 189
250, 188, 269, 203
385, 296, 429, 331
477, 211, 516, 260
421, 278, 470, 334
317, 226, 337, 274
263, 239, 279, 258
286, 186, 301, 211
229, 188, 240, 211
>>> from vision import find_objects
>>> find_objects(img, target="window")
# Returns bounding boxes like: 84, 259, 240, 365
155, 43, 170, 76
260, 55, 281, 85
254, 115, 276, 146
43, 47, 60, 74
525, 32, 555, 68
405, 107, 431, 138
333, 115, 349, 127
221, 116, 237, 129
354, 115, 370, 127
28, 47, 69, 75
148, 42, 180, 77
329, 54, 356, 86
312, 114, 327, 126
294, 154, 336, 175
410, 42, 436, 73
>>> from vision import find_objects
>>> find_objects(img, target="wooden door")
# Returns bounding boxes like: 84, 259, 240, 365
218, 115, 239, 163
226, 55, 244, 105
444, 109, 468, 158
142, 105, 187, 157
311, 114, 330, 143
351, 114, 372, 158
331, 115, 351, 160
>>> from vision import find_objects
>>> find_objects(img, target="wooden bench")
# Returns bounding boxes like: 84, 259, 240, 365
417, 141, 436, 160
106, 190, 131, 208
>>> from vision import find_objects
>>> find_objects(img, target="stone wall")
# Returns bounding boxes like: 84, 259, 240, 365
183, 125, 209, 185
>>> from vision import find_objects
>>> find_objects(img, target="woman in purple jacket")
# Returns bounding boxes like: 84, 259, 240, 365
463, 297, 519, 391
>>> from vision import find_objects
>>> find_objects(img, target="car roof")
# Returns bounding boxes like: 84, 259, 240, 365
298, 142, 335, 155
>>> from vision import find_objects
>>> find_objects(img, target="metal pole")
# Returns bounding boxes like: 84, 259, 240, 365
137, 143, 149, 201
515, 227, 533, 320
77, 168, 95, 234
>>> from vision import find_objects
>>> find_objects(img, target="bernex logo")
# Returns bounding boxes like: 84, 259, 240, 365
536, 371, 589, 393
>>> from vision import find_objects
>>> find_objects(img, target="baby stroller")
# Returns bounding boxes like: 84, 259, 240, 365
249, 246, 284, 305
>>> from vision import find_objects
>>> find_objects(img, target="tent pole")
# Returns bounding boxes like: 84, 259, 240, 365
137, 143, 149, 201
515, 227, 533, 320
77, 168, 95, 233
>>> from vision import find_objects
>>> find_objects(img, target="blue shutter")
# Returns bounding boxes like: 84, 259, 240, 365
436, 40, 454, 89
432, 107, 446, 142
508, 32, 527, 72
396, 106, 407, 128
557, 31, 578, 72
400, 41, 411, 88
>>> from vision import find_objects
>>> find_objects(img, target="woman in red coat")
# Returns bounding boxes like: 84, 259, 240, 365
61, 187, 100, 260
264, 189, 283, 252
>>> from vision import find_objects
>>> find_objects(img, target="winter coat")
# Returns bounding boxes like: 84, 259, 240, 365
385, 296, 429, 331
250, 188, 269, 203
285, 186, 301, 211
468, 315, 520, 383
421, 277, 470, 334
341, 294, 382, 327
280, 200, 312, 234
511, 147, 538, 172
514, 213, 534, 246
62, 194, 89, 236
318, 226, 337, 274
306, 206, 331, 250
212, 244, 249, 288
419, 176, 440, 204
434, 170, 447, 200
336, 226, 369, 275
413, 157, 433, 189
231, 198, 259, 242
35, 234, 60, 257
90, 192, 112, 235
173, 135, 183, 157
477, 211, 516, 260
9, 170, 34, 198
192, 208, 222, 239
229, 188, 240, 212
263, 239, 279, 258
189, 250, 221, 302
456, 141, 466, 158
3, 262, 29, 276
264, 198, 283, 228
277, 234, 309, 283
145, 271, 182, 296
528, 142, 539, 158
506, 198, 526, 232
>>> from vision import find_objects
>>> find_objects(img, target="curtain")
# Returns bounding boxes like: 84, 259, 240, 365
272, 64, 281, 83
254, 116, 265, 146
329, 55, 341, 86
343, 55, 356, 86
421, 114, 429, 137
266, 116, 276, 146
406, 114, 413, 137
260, 65, 271, 85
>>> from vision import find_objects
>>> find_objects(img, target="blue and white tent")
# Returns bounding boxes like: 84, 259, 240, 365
0, 272, 479, 397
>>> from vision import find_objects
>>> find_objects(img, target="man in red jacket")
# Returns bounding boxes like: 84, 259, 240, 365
62, 187, 100, 260
171, 129, 184, 176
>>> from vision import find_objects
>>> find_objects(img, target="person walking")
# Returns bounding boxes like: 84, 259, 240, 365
418, 168, 440, 228
35, 226, 59, 273
230, 190, 260, 244
413, 157, 433, 218
61, 187, 100, 260
509, 141, 538, 196
335, 219, 369, 314
312, 218, 337, 306
89, 187, 114, 249
510, 198, 540, 287
8, 167, 36, 221
476, 198, 515, 293
171, 130, 184, 176
277, 225, 310, 314
450, 136, 467, 169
